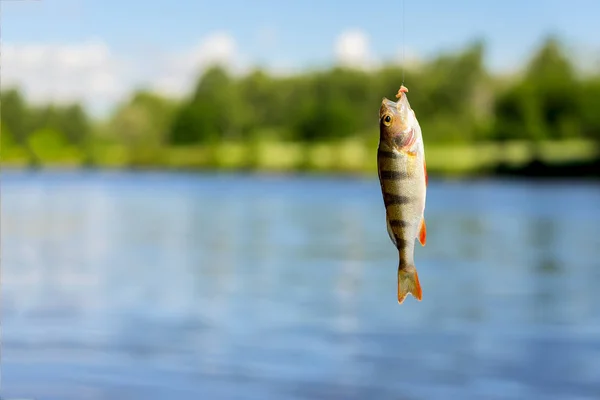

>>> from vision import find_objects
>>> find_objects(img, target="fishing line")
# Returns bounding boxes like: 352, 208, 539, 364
401, 0, 406, 86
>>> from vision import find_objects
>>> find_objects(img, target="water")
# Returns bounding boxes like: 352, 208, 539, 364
1, 170, 599, 400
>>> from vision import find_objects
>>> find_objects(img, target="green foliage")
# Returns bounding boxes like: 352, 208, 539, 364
111, 90, 176, 146
1, 88, 31, 143
1, 123, 16, 149
170, 66, 245, 144
1, 36, 599, 174
579, 78, 600, 141
28, 128, 69, 151
1, 123, 30, 165
27, 128, 84, 165
28, 104, 91, 145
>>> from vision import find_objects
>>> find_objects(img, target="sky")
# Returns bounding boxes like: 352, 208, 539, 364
1, 0, 599, 117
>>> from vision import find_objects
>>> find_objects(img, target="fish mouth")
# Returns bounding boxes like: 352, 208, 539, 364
381, 97, 397, 109
380, 97, 398, 118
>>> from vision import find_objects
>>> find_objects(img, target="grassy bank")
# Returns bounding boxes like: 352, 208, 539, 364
2, 138, 598, 178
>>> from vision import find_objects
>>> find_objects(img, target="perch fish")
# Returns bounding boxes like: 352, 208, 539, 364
377, 85, 428, 304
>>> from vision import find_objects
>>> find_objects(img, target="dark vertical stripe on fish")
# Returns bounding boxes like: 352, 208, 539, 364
378, 149, 400, 159
383, 193, 412, 206
388, 219, 410, 228
394, 236, 408, 252
379, 170, 410, 180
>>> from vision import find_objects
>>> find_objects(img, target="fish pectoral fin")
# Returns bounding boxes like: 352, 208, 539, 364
424, 159, 428, 187
398, 264, 422, 304
417, 217, 426, 246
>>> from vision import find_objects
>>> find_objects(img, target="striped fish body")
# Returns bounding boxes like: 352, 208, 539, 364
377, 86, 427, 304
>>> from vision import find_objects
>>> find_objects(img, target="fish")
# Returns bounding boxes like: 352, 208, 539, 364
377, 85, 428, 304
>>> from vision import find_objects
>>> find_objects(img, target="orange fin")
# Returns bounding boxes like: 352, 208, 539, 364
424, 160, 428, 187
418, 218, 427, 246
397, 265, 422, 304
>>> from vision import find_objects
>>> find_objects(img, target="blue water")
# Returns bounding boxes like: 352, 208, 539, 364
1, 170, 600, 400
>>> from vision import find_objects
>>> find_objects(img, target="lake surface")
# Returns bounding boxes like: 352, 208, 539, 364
1, 170, 599, 400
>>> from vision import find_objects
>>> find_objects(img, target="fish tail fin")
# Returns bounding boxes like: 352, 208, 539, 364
397, 264, 422, 304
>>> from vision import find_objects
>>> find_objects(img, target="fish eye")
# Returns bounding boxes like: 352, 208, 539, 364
383, 114, 393, 126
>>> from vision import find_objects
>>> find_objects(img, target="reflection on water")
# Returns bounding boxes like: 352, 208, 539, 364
1, 171, 600, 400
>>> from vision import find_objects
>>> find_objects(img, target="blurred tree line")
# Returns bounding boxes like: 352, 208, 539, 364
2, 37, 599, 170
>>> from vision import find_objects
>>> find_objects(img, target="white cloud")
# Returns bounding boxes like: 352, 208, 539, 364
190, 31, 238, 66
1, 32, 246, 118
2, 39, 127, 115
334, 29, 375, 69
149, 32, 247, 96
333, 27, 424, 72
